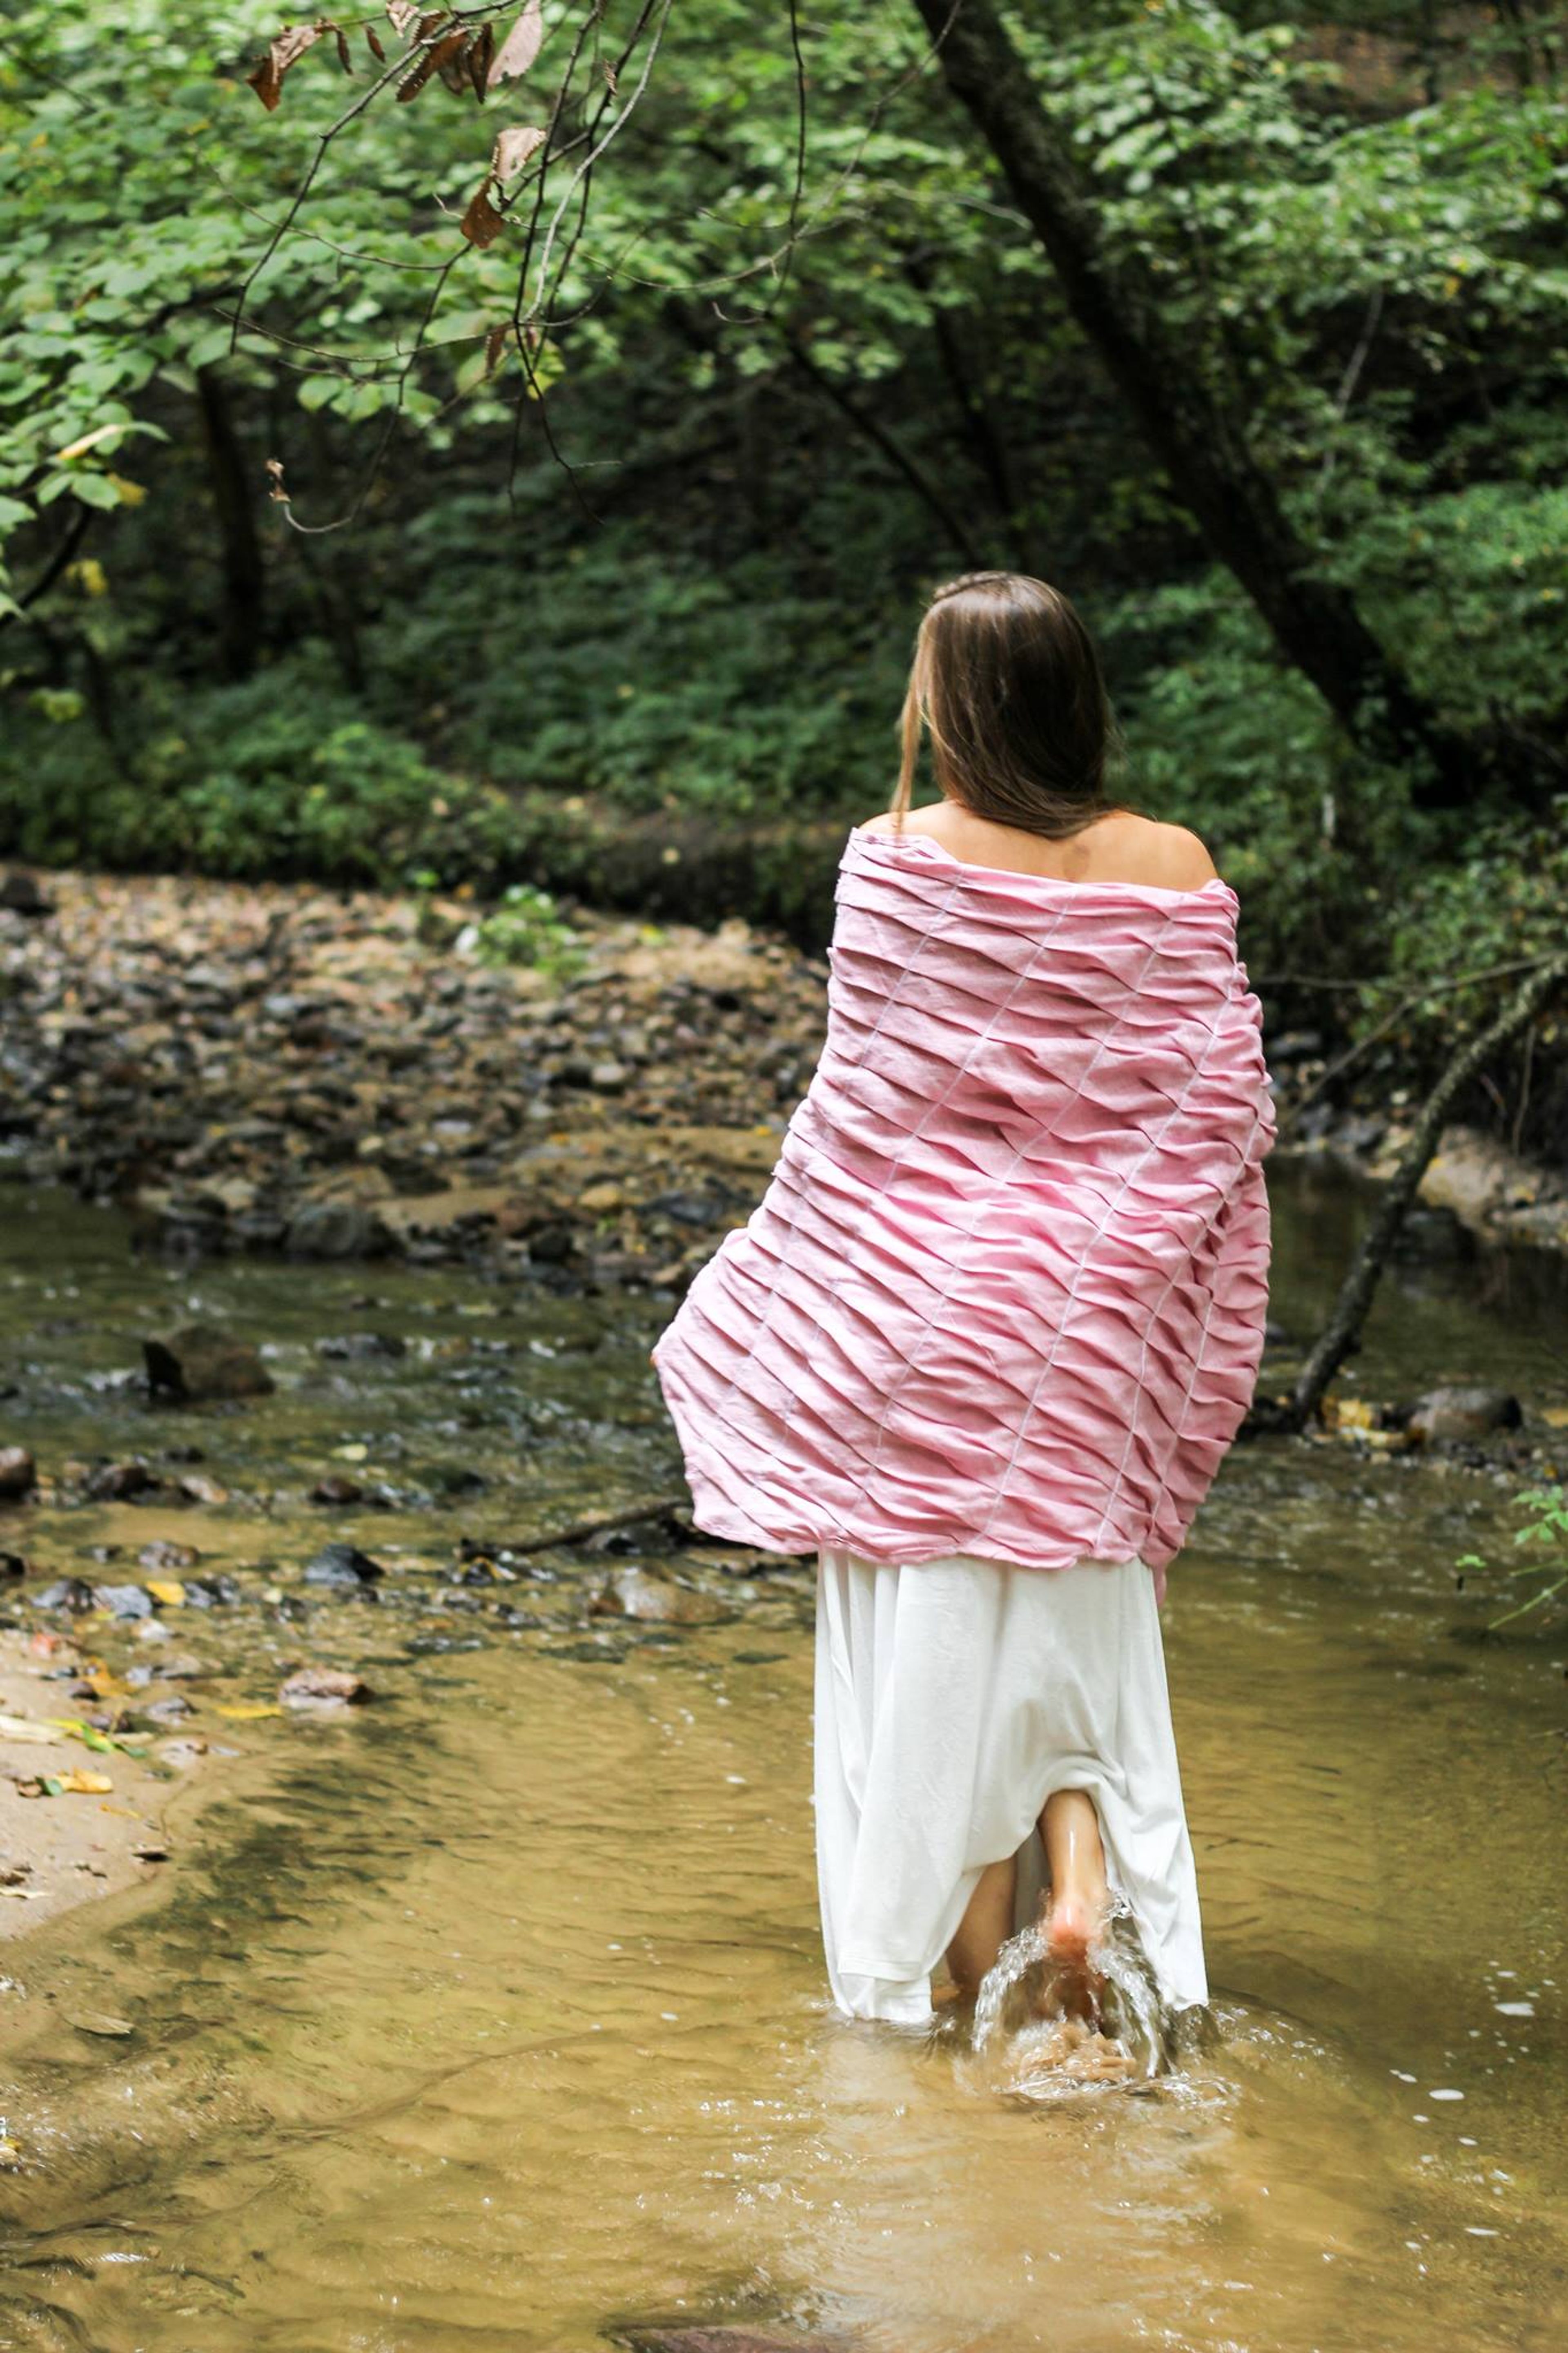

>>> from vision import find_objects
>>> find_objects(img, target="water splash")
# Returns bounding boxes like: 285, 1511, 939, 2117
961, 1898, 1183, 2102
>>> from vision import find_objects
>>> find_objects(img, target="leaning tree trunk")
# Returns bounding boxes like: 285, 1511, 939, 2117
1278, 952, 1568, 1431
909, 0, 1493, 807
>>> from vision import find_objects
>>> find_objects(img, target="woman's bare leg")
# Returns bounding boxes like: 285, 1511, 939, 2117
1040, 1789, 1110, 2016
943, 1855, 1017, 1999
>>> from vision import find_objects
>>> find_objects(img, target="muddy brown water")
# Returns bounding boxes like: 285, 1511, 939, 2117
0, 1168, 1564, 2353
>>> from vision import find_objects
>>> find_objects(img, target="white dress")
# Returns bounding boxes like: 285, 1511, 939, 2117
813, 1547, 1207, 2025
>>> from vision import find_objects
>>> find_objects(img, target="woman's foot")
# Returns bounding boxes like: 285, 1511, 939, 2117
1038, 1789, 1111, 2022
1042, 1885, 1110, 2022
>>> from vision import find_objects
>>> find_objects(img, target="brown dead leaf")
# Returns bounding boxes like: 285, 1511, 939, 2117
398, 29, 468, 103
460, 179, 506, 249
247, 24, 323, 113
488, 0, 544, 89
492, 123, 546, 181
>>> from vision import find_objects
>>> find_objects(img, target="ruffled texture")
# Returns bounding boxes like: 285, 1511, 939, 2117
653, 827, 1275, 1600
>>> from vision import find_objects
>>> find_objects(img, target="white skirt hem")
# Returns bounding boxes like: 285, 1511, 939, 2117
813, 1546, 1207, 2027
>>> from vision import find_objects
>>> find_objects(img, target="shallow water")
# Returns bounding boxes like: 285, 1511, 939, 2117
0, 1166, 1564, 2353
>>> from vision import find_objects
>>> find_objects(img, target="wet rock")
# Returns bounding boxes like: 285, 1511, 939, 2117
33, 1576, 100, 1613
143, 1324, 274, 1403
285, 1200, 393, 1260
1404, 1386, 1523, 1443
184, 1573, 243, 1607
91, 1583, 156, 1619
310, 1474, 365, 1506
138, 1539, 200, 1574
303, 1541, 386, 1591
83, 1458, 158, 1501
618, 2332, 842, 2353
175, 1471, 229, 1505
423, 1461, 488, 1497
0, 1446, 37, 1501
1, 1549, 28, 1578
1333, 1112, 1387, 1155
526, 1220, 578, 1265
0, 869, 53, 917
156, 1735, 208, 1769
279, 1666, 375, 1709
588, 1566, 729, 1625
140, 1693, 195, 1725
1390, 1206, 1474, 1264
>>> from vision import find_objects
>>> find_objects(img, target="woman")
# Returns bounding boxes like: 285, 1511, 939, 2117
653, 573, 1274, 2030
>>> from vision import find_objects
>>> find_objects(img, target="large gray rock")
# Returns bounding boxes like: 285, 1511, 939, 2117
1405, 1386, 1522, 1443
143, 1323, 274, 1402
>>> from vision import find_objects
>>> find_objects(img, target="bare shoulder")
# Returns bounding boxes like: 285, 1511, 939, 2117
1087, 812, 1219, 890
856, 805, 941, 838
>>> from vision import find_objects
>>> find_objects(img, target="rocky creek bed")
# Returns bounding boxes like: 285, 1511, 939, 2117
1, 867, 830, 1286
2, 870, 1568, 1959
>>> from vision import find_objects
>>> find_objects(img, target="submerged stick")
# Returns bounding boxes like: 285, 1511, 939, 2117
460, 1495, 688, 1557
1284, 951, 1568, 1432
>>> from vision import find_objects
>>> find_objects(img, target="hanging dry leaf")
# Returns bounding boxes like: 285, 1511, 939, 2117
492, 124, 546, 181
461, 178, 507, 249
435, 34, 472, 94
335, 27, 352, 72
247, 24, 323, 112
385, 1, 419, 31
484, 321, 514, 374
399, 29, 469, 103
366, 26, 386, 62
468, 22, 495, 101
488, 0, 544, 89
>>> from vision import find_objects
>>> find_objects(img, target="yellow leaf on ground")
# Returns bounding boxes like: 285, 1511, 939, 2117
145, 1579, 186, 1606
208, 1700, 283, 1720
57, 1768, 113, 1794
1541, 1406, 1568, 1428
332, 1443, 369, 1462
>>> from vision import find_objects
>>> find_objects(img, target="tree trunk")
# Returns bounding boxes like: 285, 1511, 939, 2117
196, 365, 266, 682
907, 0, 1507, 807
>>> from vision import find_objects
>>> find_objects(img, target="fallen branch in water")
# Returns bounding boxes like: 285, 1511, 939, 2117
458, 1496, 689, 1557
1252, 950, 1568, 1437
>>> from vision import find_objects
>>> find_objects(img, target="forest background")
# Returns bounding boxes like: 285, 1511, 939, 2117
2, 0, 1564, 1152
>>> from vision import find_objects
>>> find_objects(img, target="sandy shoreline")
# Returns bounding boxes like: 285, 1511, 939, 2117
0, 1621, 218, 1944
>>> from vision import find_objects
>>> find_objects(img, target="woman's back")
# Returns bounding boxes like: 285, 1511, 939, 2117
652, 819, 1274, 1594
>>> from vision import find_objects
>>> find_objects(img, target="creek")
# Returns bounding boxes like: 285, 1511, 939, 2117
0, 1164, 1563, 2353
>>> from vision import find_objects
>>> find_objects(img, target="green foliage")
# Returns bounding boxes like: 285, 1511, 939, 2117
1458, 1483, 1568, 1630
0, 0, 1564, 1129
463, 882, 585, 979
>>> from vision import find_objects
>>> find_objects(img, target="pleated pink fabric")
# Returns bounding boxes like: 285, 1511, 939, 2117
653, 825, 1274, 1599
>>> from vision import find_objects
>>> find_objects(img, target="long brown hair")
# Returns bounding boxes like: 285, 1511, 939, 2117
893, 571, 1120, 839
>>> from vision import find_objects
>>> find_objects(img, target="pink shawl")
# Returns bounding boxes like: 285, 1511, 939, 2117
653, 825, 1274, 1597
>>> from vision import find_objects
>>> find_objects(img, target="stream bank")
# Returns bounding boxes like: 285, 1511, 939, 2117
7, 866, 1568, 1284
